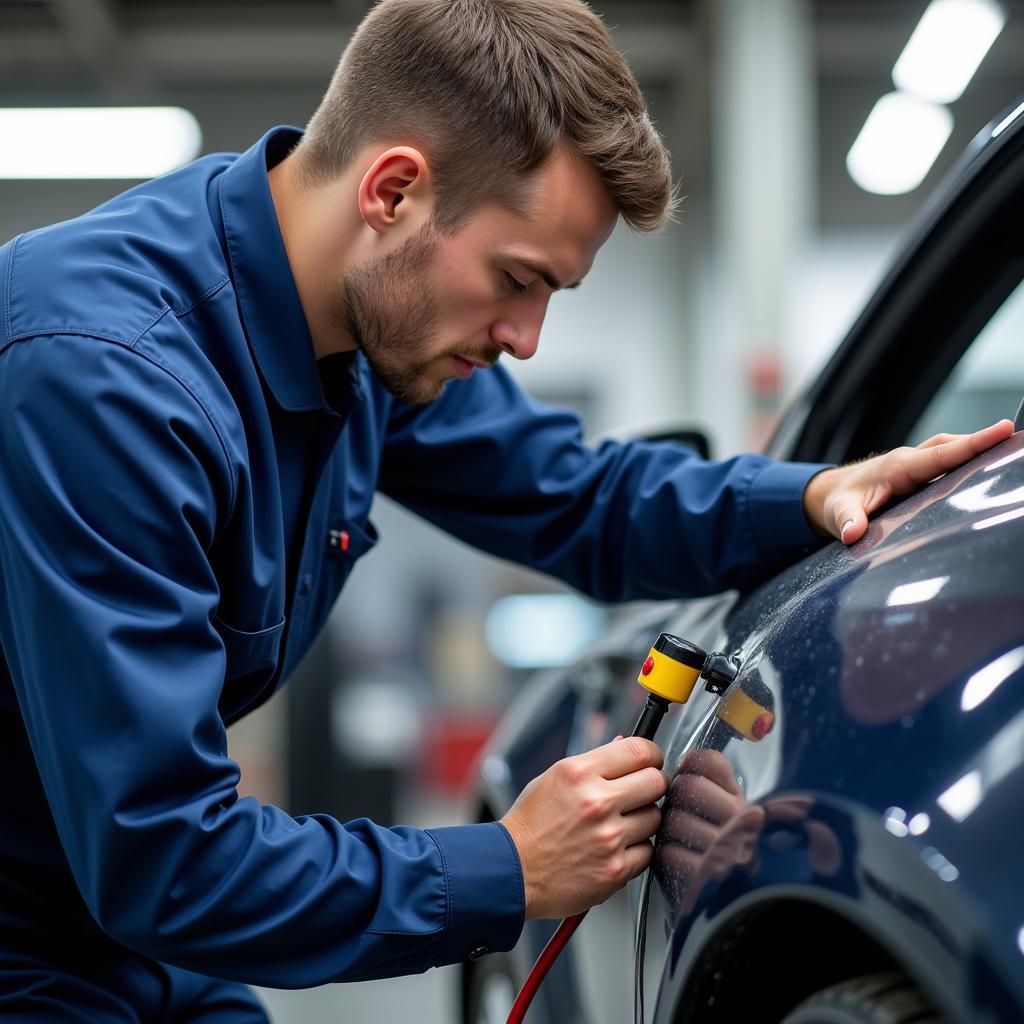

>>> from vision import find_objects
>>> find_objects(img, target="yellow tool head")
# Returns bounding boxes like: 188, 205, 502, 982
636, 633, 706, 705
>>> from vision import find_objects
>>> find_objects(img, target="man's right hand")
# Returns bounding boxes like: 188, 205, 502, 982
499, 736, 666, 920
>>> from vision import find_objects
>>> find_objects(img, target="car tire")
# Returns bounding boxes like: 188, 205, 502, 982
464, 951, 520, 1024
781, 971, 946, 1024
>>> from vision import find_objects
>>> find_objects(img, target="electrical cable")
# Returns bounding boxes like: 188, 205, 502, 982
633, 866, 654, 1024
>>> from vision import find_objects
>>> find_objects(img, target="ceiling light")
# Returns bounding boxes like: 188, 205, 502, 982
893, 0, 1006, 105
485, 594, 605, 669
885, 575, 950, 607
0, 107, 202, 180
936, 769, 983, 821
961, 645, 1024, 711
992, 99, 1024, 138
846, 92, 953, 195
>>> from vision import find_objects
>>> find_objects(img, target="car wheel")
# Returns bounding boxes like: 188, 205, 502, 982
465, 951, 518, 1024
781, 971, 946, 1024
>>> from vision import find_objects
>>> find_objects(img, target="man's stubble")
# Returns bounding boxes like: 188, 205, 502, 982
339, 224, 447, 406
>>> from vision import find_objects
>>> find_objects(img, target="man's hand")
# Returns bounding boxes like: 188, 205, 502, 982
803, 419, 1015, 545
500, 737, 666, 920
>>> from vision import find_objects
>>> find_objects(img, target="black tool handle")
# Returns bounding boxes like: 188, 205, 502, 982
632, 693, 670, 740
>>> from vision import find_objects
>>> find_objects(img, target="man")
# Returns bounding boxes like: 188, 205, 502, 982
0, 0, 1011, 1019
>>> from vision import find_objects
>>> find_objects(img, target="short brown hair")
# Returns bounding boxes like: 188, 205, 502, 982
297, 0, 676, 232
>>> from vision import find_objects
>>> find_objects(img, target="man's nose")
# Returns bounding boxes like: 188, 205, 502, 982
491, 303, 547, 360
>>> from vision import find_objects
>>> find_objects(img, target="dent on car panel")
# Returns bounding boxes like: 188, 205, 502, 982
647, 432, 1024, 1022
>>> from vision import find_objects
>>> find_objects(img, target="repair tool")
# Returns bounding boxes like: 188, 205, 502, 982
506, 632, 740, 1024
633, 662, 774, 1022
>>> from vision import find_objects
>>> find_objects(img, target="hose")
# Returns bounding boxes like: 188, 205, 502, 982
506, 693, 669, 1024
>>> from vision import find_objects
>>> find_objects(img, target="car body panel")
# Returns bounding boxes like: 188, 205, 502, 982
644, 431, 1024, 1023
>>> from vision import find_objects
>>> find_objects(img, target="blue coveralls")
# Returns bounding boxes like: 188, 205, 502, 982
0, 127, 828, 1020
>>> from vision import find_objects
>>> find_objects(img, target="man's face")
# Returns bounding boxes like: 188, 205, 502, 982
336, 146, 619, 405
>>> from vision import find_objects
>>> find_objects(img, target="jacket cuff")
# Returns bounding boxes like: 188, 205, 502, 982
748, 461, 834, 559
425, 822, 525, 966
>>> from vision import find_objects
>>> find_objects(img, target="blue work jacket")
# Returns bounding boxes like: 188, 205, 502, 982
0, 127, 828, 992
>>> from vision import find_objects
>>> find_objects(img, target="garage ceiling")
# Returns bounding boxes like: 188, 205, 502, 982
0, 0, 1020, 227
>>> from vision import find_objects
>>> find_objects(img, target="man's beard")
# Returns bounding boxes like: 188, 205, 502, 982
339, 224, 447, 406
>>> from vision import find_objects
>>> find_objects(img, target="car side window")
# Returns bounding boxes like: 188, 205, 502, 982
909, 273, 1024, 444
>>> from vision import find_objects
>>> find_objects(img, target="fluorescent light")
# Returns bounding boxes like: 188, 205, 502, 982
886, 575, 949, 607
846, 92, 953, 195
883, 807, 909, 837
993, 99, 1024, 138
952, 479, 1024, 511
937, 769, 983, 821
972, 506, 1024, 531
893, 0, 1006, 105
961, 645, 1024, 711
485, 594, 605, 669
0, 107, 202, 179
984, 447, 1024, 473
908, 812, 931, 835
921, 846, 960, 881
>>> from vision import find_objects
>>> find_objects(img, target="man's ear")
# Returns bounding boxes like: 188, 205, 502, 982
357, 147, 432, 233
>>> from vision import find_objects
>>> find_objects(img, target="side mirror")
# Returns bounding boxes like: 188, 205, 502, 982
641, 427, 712, 461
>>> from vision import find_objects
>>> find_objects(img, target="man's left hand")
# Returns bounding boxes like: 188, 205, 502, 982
803, 418, 1016, 545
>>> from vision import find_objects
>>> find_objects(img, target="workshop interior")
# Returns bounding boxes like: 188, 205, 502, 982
2, 1, 1023, 1022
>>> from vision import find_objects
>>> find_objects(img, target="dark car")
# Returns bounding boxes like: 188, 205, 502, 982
462, 95, 1024, 1024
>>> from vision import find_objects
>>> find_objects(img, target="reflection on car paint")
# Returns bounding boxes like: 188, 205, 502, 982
655, 659, 781, 921
637, 435, 1024, 1022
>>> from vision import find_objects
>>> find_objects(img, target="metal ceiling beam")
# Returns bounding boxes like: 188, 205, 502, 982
3, 11, 1020, 88
46, 0, 154, 95
0, 19, 694, 85
816, 20, 1024, 77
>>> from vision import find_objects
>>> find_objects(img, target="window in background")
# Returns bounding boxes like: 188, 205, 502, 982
910, 271, 1024, 441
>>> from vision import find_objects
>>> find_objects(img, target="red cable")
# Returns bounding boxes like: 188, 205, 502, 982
506, 910, 587, 1024
506, 695, 670, 1022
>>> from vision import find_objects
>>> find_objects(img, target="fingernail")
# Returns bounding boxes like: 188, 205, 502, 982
841, 520, 855, 543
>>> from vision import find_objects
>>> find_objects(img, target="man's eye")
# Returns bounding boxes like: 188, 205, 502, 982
503, 271, 528, 294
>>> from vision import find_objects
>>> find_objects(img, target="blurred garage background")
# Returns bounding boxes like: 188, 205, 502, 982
0, 1, 1020, 1020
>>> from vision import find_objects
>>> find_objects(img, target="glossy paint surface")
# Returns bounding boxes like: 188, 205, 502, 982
644, 432, 1024, 1023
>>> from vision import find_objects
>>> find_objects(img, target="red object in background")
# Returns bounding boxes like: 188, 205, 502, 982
747, 347, 783, 451
420, 712, 501, 793
748, 347, 782, 396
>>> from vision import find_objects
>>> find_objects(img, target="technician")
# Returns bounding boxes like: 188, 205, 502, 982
0, 0, 1011, 1019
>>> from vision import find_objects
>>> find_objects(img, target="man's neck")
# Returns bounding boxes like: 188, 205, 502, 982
268, 153, 360, 360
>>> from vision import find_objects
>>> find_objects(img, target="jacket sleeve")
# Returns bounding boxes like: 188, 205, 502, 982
379, 364, 831, 601
0, 334, 522, 986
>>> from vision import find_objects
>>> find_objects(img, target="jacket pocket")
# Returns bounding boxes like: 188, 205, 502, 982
212, 616, 286, 681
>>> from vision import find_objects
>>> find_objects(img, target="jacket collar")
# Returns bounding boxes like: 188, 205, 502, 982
217, 126, 358, 414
